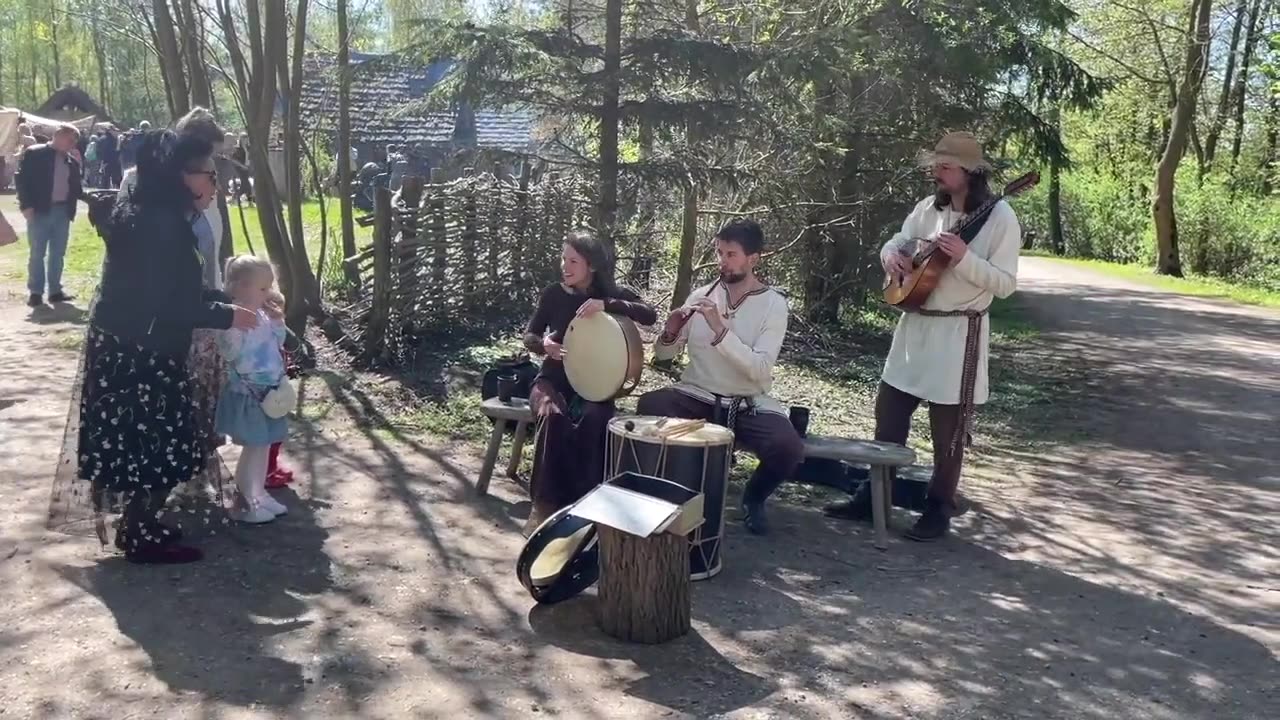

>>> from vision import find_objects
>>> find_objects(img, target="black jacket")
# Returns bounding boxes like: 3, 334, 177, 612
16, 144, 83, 219
90, 196, 234, 357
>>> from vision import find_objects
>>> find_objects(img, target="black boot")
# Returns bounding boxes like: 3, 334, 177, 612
823, 481, 874, 522
741, 501, 770, 535
27, 294, 42, 308
905, 499, 951, 542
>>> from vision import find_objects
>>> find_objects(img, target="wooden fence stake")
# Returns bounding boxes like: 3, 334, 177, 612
366, 186, 393, 361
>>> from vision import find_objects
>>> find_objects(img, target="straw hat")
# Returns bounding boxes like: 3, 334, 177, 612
917, 131, 992, 171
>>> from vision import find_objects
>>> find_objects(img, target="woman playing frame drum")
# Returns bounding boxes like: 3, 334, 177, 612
522, 230, 657, 535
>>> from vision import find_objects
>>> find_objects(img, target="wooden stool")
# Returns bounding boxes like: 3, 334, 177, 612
477, 397, 534, 495
802, 436, 917, 550
596, 527, 691, 644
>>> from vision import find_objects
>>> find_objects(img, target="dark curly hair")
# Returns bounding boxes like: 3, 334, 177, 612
129, 129, 215, 210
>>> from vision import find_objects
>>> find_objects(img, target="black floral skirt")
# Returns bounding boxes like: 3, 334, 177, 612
48, 327, 204, 547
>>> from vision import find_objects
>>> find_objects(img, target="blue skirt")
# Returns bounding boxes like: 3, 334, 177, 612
215, 381, 288, 447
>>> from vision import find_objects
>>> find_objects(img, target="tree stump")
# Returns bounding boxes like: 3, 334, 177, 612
596, 526, 691, 644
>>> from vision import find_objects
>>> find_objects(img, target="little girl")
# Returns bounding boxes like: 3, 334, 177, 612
216, 255, 291, 523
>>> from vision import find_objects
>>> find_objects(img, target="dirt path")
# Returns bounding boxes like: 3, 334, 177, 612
0, 257, 1275, 719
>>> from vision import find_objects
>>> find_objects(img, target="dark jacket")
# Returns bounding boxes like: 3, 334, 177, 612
90, 196, 234, 357
16, 144, 83, 220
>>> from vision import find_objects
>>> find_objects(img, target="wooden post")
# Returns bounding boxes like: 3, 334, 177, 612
365, 186, 393, 361
597, 527, 691, 644
512, 164, 532, 287
429, 167, 448, 299
485, 162, 502, 295
462, 170, 479, 291
396, 175, 424, 305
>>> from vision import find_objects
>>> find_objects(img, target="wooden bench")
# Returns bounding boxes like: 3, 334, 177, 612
476, 398, 534, 496
475, 401, 917, 549
801, 436, 917, 550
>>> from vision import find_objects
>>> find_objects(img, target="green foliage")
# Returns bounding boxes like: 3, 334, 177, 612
1019, 166, 1280, 291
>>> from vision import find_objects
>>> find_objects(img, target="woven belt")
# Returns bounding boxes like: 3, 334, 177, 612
902, 306, 988, 452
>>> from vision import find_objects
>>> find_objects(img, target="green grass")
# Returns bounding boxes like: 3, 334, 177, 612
0, 197, 370, 297
1023, 250, 1280, 309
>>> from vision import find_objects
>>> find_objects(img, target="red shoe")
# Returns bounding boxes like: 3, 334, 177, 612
266, 468, 294, 488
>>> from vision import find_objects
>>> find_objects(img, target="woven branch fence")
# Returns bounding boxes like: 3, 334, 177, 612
344, 167, 599, 362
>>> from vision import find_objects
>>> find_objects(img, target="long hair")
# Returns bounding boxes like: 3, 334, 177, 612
933, 169, 994, 213
564, 229, 619, 298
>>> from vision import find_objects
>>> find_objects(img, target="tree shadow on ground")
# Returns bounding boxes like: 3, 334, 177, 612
55, 485, 337, 710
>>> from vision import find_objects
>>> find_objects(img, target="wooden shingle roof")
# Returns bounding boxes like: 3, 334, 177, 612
298, 54, 534, 151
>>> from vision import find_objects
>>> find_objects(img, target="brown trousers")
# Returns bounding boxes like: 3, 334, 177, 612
528, 379, 615, 517
874, 381, 965, 510
636, 388, 805, 505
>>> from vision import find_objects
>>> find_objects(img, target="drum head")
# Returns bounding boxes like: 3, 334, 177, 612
608, 415, 735, 447
516, 505, 599, 604
563, 313, 629, 402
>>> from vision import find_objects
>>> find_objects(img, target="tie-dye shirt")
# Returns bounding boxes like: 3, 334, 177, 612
219, 310, 286, 387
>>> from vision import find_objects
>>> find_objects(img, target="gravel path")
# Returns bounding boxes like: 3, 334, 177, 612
0, 255, 1274, 719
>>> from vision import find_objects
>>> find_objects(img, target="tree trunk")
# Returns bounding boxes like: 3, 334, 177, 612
1263, 93, 1279, 196
1152, 0, 1212, 277
671, 186, 698, 310
597, 0, 623, 247
1203, 0, 1249, 169
92, 21, 110, 112
49, 1, 61, 90
152, 0, 189, 119
1228, 0, 1270, 173
176, 0, 213, 108
669, 0, 702, 309
337, 0, 358, 285
596, 527, 691, 644
1048, 159, 1065, 254
284, 0, 321, 323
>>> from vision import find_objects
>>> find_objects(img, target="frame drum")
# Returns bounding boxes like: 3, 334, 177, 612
606, 415, 734, 580
563, 312, 644, 402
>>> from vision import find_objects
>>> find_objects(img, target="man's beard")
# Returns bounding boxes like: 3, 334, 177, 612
720, 269, 749, 284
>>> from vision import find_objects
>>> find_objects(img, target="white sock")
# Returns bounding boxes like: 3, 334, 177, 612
235, 445, 271, 509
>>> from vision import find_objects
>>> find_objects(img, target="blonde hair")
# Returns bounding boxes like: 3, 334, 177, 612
223, 254, 275, 297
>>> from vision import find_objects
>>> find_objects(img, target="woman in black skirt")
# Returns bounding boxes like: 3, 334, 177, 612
48, 130, 256, 564
522, 230, 657, 534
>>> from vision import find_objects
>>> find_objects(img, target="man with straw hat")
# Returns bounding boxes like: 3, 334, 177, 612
825, 131, 1021, 541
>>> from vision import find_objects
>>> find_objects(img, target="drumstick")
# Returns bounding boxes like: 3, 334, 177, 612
658, 419, 706, 439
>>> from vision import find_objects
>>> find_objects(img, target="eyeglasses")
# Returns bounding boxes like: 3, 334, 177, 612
187, 169, 218, 182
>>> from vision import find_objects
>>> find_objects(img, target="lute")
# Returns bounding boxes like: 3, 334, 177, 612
882, 171, 1039, 308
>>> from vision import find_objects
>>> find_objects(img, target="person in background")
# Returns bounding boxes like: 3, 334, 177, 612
231, 134, 253, 204
16, 124, 83, 307
98, 127, 122, 188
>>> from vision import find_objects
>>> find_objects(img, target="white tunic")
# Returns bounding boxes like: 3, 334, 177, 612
653, 282, 790, 416
879, 196, 1021, 405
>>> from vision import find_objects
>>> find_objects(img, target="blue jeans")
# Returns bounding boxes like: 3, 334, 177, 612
27, 204, 71, 296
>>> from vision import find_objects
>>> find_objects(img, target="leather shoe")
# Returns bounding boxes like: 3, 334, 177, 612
741, 501, 770, 535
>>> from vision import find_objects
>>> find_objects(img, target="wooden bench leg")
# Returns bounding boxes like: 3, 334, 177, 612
506, 420, 530, 478
870, 464, 891, 551
477, 419, 507, 496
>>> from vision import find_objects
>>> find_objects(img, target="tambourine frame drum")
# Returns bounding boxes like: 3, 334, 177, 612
516, 504, 600, 604
562, 312, 644, 402
605, 415, 734, 580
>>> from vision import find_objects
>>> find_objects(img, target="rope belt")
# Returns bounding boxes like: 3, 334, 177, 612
902, 306, 988, 452
712, 395, 753, 434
